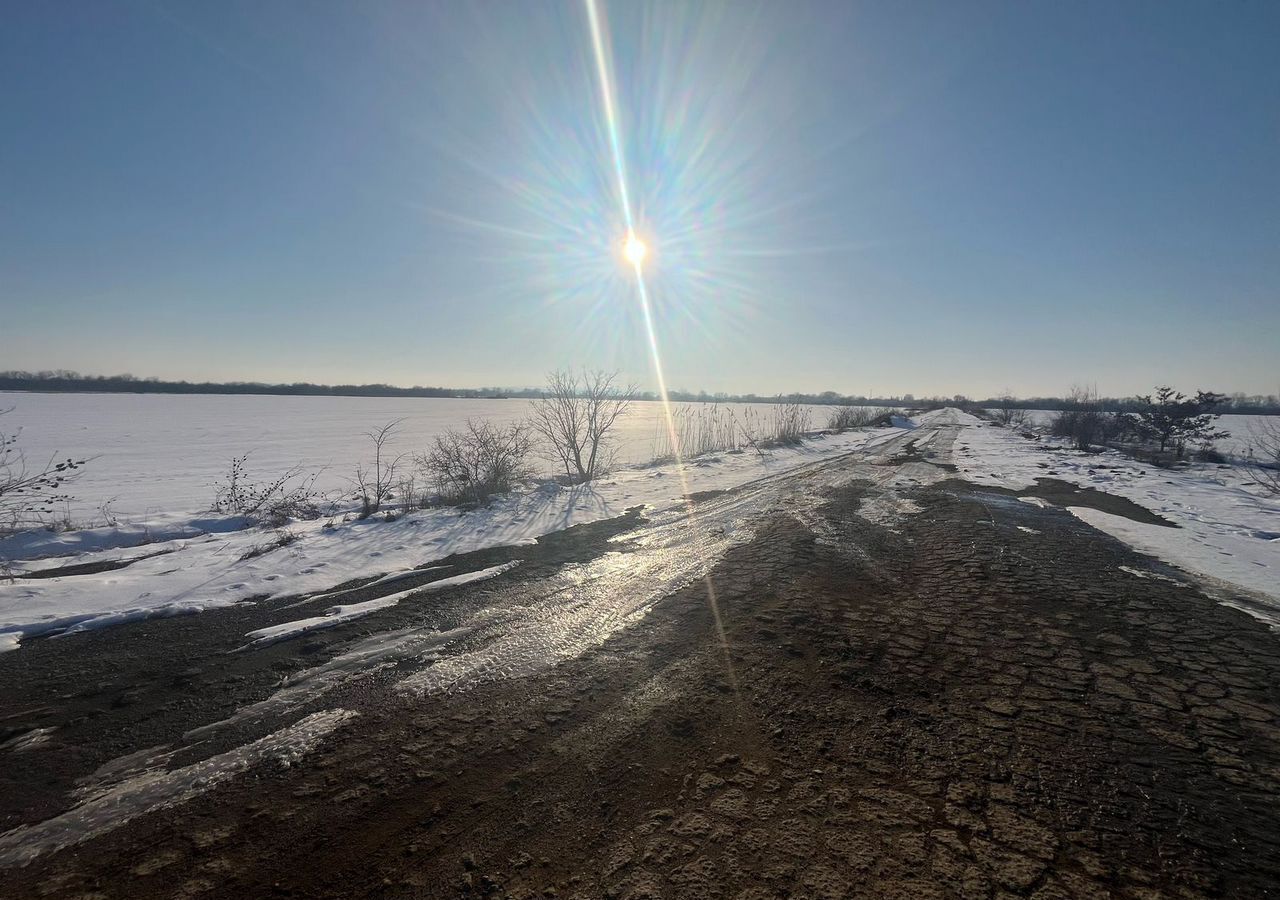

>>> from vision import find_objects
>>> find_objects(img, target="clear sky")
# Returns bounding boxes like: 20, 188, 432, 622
2, 1, 1277, 398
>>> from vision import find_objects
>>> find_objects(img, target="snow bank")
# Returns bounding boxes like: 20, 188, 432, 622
0, 516, 253, 565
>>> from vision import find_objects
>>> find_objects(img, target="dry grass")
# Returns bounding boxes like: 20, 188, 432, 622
827, 406, 893, 431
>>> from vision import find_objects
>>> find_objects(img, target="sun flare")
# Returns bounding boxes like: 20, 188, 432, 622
623, 232, 648, 267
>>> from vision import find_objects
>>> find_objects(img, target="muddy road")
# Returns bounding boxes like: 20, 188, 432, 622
2, 416, 1279, 898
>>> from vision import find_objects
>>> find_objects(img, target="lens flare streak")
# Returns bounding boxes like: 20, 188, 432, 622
584, 0, 737, 691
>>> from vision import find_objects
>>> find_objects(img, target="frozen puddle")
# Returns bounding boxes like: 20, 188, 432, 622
0, 709, 356, 868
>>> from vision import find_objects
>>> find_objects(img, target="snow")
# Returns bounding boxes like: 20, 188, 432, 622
0, 518, 253, 565
0, 426, 900, 651
239, 597, 405, 649
0, 392, 871, 522
238, 562, 520, 649
6, 400, 1273, 648
952, 411, 1280, 615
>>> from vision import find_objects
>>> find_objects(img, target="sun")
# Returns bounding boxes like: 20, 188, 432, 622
623, 232, 648, 267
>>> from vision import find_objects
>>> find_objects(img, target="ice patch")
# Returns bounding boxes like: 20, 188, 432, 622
1, 727, 55, 753
239, 596, 405, 650
1118, 565, 1183, 585
281, 565, 452, 610
188, 628, 473, 741
856, 494, 924, 528
240, 562, 520, 650
0, 708, 357, 868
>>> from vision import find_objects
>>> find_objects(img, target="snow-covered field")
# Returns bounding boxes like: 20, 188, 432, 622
954, 410, 1280, 618
6, 392, 1267, 527
0, 392, 865, 522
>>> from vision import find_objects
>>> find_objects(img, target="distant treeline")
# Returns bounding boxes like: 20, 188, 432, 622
1, 371, 1277, 414
0, 371, 537, 400
976, 393, 1280, 416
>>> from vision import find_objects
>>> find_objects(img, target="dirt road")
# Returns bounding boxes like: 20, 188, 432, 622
2, 417, 1279, 898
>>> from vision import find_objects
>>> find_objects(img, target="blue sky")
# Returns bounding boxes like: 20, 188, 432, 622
2, 0, 1277, 397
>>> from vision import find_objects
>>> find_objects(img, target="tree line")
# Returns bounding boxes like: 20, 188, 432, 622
1, 370, 1276, 414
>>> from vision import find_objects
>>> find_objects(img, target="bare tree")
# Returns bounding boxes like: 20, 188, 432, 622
1247, 418, 1280, 495
531, 369, 636, 483
991, 392, 1029, 428
0, 407, 88, 534
353, 419, 405, 517
1049, 385, 1113, 452
420, 418, 534, 505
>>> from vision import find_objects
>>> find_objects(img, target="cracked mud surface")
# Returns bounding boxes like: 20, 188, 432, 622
2, 422, 1279, 898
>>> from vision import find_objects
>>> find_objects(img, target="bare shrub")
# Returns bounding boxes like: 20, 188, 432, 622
1194, 444, 1227, 464
419, 419, 534, 505
395, 473, 424, 511
991, 395, 1030, 428
1247, 418, 1280, 495
212, 454, 326, 525
97, 498, 119, 528
1048, 386, 1113, 452
827, 406, 891, 432
0, 407, 88, 535
531, 369, 636, 483
239, 528, 298, 561
353, 420, 405, 517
